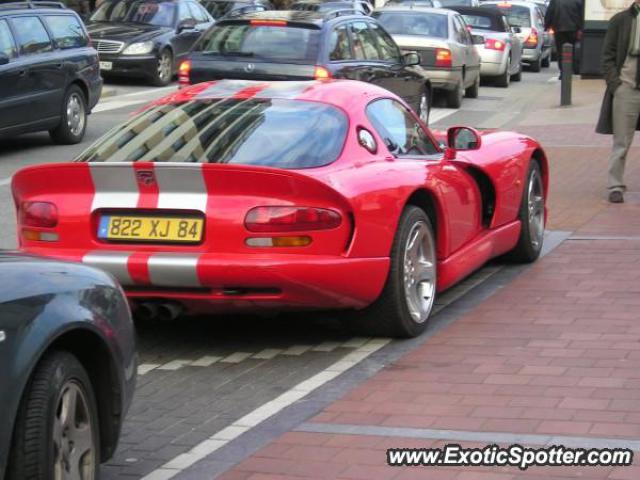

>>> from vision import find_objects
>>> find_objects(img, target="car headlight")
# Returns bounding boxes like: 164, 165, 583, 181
122, 41, 154, 55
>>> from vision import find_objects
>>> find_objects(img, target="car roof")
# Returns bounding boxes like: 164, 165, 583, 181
482, 1, 535, 8
376, 6, 453, 15
0, 1, 76, 15
220, 9, 362, 25
450, 5, 506, 19
158, 80, 397, 108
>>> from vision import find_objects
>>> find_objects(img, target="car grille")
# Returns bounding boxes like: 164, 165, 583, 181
95, 40, 124, 54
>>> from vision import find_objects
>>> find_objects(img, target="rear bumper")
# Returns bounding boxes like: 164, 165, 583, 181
20, 248, 390, 312
522, 47, 541, 62
478, 50, 507, 76
424, 68, 461, 91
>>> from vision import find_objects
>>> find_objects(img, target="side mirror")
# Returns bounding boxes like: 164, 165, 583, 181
511, 26, 521, 34
0, 53, 10, 66
177, 19, 197, 33
403, 51, 420, 67
447, 126, 482, 151
471, 34, 484, 45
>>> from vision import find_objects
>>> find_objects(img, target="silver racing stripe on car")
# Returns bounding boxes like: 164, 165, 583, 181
89, 164, 139, 211
196, 80, 268, 99
82, 251, 134, 285
252, 81, 318, 99
154, 163, 208, 212
147, 254, 201, 287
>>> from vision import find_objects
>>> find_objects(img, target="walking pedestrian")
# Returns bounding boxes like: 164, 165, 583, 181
544, 0, 584, 78
596, 1, 640, 203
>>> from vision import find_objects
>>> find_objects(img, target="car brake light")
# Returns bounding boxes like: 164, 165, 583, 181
20, 201, 58, 228
245, 206, 341, 232
525, 28, 539, 47
178, 60, 191, 87
435, 48, 452, 68
485, 38, 506, 51
547, 27, 555, 34
313, 65, 332, 80
250, 19, 287, 26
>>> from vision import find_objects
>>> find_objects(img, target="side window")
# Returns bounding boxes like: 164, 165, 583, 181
369, 23, 400, 63
454, 16, 470, 44
188, 3, 209, 22
0, 19, 17, 59
350, 21, 381, 60
178, 2, 193, 22
366, 99, 438, 157
328, 24, 353, 61
10, 16, 53, 55
43, 15, 88, 49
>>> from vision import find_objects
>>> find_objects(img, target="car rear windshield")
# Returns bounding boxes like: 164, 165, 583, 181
195, 22, 321, 63
494, 5, 531, 27
90, 0, 176, 27
461, 14, 496, 30
374, 12, 448, 38
75, 98, 347, 169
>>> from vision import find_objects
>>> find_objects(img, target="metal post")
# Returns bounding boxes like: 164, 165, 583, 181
561, 42, 573, 106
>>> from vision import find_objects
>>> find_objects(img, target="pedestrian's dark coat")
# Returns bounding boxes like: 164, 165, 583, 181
597, 5, 640, 134
544, 0, 583, 32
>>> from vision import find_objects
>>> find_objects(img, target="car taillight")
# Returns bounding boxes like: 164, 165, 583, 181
313, 65, 332, 80
485, 38, 506, 51
178, 60, 191, 87
525, 28, 539, 47
20, 201, 58, 228
250, 19, 287, 26
245, 206, 341, 232
435, 48, 452, 68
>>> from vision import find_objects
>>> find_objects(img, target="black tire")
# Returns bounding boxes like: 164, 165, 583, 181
349, 206, 437, 338
541, 52, 551, 68
446, 79, 463, 108
7, 351, 100, 480
49, 85, 87, 145
511, 63, 522, 82
505, 161, 545, 263
465, 74, 480, 98
529, 56, 542, 72
417, 85, 431, 126
495, 57, 511, 88
151, 48, 173, 86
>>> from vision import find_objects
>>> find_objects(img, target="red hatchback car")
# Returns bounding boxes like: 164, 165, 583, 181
12, 80, 548, 337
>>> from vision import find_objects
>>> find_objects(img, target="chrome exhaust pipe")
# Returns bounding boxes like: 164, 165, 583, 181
157, 302, 184, 322
135, 302, 159, 321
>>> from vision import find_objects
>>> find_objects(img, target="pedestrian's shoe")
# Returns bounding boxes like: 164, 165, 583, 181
608, 190, 624, 203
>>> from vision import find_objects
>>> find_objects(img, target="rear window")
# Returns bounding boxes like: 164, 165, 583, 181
195, 22, 320, 63
494, 4, 531, 27
75, 98, 347, 169
374, 12, 448, 38
461, 14, 495, 30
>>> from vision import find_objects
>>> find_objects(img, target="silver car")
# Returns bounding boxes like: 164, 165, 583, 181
373, 6, 481, 108
454, 6, 523, 86
483, 0, 551, 72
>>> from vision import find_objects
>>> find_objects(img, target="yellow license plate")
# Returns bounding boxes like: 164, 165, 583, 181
98, 215, 204, 243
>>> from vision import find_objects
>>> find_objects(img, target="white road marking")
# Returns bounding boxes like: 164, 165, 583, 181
252, 348, 283, 360
140, 337, 390, 480
220, 352, 253, 363
93, 86, 177, 113
190, 355, 223, 367
138, 364, 161, 375
157, 359, 192, 371
342, 337, 368, 348
311, 341, 341, 352
430, 107, 457, 124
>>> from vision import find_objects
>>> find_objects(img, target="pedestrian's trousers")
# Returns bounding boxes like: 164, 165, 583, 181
609, 82, 640, 191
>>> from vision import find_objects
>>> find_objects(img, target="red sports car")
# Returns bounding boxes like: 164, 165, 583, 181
12, 80, 548, 337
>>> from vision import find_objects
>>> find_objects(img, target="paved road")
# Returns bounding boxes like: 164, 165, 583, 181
0, 66, 562, 479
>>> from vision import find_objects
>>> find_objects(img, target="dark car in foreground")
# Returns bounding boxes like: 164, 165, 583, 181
180, 10, 433, 123
0, 253, 136, 479
87, 0, 214, 85
0, 2, 102, 144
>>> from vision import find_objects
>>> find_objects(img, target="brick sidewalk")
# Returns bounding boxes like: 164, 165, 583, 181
213, 198, 640, 480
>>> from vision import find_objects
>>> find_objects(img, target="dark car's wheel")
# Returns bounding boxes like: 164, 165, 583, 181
505, 161, 545, 263
152, 49, 173, 86
465, 74, 480, 98
417, 86, 430, 125
49, 85, 87, 145
351, 207, 437, 338
446, 79, 464, 108
7, 351, 100, 480
529, 55, 542, 72
496, 56, 511, 88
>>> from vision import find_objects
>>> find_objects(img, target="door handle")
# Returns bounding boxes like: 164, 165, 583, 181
55, 63, 63, 69
17, 69, 27, 76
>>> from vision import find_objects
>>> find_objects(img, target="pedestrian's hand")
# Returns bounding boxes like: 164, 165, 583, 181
576, 30, 583, 40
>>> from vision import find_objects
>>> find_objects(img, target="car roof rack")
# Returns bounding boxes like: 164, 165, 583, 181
0, 1, 66, 11
323, 8, 362, 20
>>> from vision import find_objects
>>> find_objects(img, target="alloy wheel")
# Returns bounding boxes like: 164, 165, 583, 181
527, 168, 545, 250
402, 221, 436, 324
419, 92, 429, 124
53, 381, 95, 480
66, 93, 85, 137
157, 52, 172, 83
